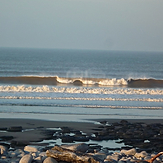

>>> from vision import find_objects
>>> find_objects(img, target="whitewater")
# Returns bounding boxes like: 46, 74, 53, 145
0, 48, 162, 120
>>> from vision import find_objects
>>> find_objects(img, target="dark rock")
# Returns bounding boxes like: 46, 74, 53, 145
61, 135, 74, 143
0, 127, 7, 131
61, 127, 71, 133
8, 126, 22, 132
74, 136, 89, 142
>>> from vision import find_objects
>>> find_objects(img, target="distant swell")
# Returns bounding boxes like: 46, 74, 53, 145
128, 79, 163, 88
0, 76, 163, 88
0, 76, 58, 85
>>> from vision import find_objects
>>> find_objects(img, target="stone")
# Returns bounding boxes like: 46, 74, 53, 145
8, 149, 25, 158
61, 135, 74, 143
34, 156, 43, 163
39, 152, 46, 157
8, 126, 22, 132
46, 146, 101, 163
61, 127, 71, 133
19, 154, 33, 163
93, 152, 107, 160
61, 143, 89, 153
120, 148, 136, 156
24, 145, 38, 153
106, 154, 121, 162
135, 151, 148, 158
74, 135, 89, 142
0, 145, 7, 155
1, 155, 7, 159
43, 157, 58, 163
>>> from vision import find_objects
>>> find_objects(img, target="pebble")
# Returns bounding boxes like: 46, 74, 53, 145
106, 153, 122, 161
135, 151, 148, 158
19, 154, 33, 163
43, 157, 58, 163
0, 145, 7, 155
120, 148, 136, 156
0, 143, 162, 163
24, 145, 38, 153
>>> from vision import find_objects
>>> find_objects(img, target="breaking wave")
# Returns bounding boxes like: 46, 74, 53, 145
0, 96, 162, 102
0, 85, 163, 95
0, 76, 163, 87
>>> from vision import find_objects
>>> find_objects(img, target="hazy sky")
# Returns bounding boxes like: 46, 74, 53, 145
0, 0, 163, 52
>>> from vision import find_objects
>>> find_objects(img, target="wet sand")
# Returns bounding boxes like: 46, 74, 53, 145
0, 118, 99, 143
1, 118, 163, 144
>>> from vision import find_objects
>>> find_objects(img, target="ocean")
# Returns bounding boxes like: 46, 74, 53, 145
0, 47, 163, 122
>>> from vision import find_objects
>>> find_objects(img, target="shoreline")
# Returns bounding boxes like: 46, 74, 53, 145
1, 118, 163, 145
1, 118, 163, 162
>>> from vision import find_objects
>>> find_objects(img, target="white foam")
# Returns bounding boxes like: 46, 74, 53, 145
0, 85, 163, 95
99, 78, 128, 86
56, 76, 74, 84
56, 77, 128, 86
0, 96, 162, 102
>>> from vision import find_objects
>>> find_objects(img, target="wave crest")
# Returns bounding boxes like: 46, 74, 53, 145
0, 76, 163, 87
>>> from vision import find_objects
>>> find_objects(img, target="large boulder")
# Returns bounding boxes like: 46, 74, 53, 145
46, 145, 101, 163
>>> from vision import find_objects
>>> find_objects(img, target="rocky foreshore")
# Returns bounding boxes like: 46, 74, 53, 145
0, 143, 163, 163
1, 119, 163, 163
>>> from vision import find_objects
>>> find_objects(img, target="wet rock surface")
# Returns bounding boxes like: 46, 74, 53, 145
1, 120, 163, 162
51, 120, 163, 153
96, 120, 163, 153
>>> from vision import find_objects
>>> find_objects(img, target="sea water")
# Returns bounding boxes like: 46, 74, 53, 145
0, 47, 163, 121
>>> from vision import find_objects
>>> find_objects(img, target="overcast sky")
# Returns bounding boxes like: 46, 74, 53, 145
0, 0, 163, 52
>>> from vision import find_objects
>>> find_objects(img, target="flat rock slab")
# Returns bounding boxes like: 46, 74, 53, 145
46, 145, 101, 163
